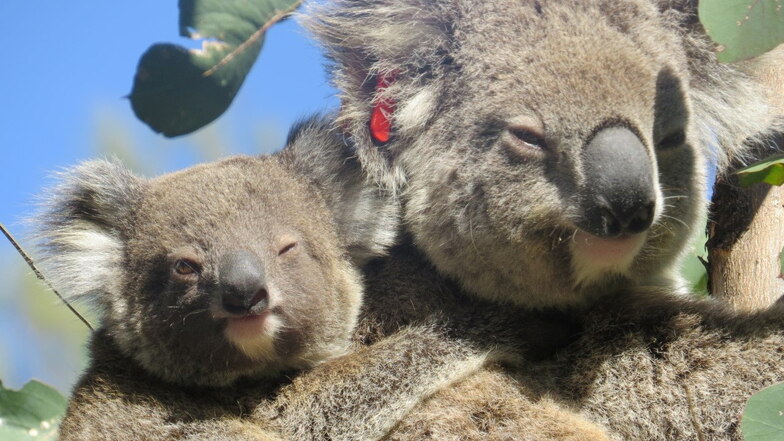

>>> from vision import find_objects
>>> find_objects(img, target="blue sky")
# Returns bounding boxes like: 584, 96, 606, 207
0, 2, 336, 391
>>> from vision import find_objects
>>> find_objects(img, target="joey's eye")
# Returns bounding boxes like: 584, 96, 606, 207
278, 242, 297, 256
508, 126, 548, 151
657, 130, 686, 150
174, 259, 201, 276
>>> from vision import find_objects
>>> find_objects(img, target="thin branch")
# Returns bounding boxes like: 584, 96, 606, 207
203, 0, 304, 77
0, 223, 94, 331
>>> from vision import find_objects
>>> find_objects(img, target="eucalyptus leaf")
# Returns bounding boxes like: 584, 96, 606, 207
0, 380, 67, 441
699, 0, 784, 63
130, 0, 303, 137
737, 154, 784, 186
741, 382, 784, 441
779, 246, 784, 279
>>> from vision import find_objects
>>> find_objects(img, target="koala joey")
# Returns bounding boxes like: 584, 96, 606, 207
305, 0, 783, 308
301, 0, 784, 439
38, 115, 602, 441
39, 149, 366, 391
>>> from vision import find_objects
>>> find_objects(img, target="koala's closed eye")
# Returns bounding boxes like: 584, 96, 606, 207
278, 241, 298, 256
503, 125, 548, 160
509, 127, 547, 150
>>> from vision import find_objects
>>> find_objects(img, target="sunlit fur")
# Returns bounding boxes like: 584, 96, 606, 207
304, 0, 782, 309
302, 0, 784, 439
36, 154, 369, 386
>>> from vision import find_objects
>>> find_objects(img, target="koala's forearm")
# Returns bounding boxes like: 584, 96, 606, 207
261, 325, 491, 441
553, 293, 784, 441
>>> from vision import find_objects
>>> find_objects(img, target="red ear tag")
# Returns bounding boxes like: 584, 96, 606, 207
369, 72, 396, 145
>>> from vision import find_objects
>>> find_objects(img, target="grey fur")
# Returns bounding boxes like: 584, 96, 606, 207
37, 154, 365, 386
280, 115, 400, 265
303, 0, 783, 308
273, 118, 614, 440
298, 0, 784, 439
347, 246, 784, 441
35, 120, 402, 439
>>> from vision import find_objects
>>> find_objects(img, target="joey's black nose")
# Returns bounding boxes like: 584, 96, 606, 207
218, 250, 269, 314
581, 126, 656, 237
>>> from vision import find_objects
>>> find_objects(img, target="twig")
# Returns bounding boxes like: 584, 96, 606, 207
0, 223, 94, 331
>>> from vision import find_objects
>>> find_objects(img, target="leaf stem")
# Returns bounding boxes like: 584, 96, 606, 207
203, 0, 304, 77
0, 223, 94, 331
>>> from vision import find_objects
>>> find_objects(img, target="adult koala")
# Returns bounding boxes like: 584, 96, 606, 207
301, 0, 784, 439
306, 0, 783, 307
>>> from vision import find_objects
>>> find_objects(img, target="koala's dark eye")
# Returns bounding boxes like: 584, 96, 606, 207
657, 130, 686, 150
278, 242, 298, 256
507, 126, 548, 152
174, 259, 201, 276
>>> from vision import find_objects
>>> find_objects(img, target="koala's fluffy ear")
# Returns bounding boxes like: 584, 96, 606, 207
281, 115, 400, 265
302, 0, 452, 76
34, 159, 144, 308
301, 0, 453, 189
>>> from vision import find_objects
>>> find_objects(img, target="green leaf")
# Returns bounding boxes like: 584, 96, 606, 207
779, 246, 784, 279
742, 382, 784, 441
130, 0, 303, 137
737, 154, 784, 186
699, 0, 784, 63
0, 380, 67, 441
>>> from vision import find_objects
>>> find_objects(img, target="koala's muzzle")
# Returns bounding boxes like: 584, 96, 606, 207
218, 250, 269, 315
580, 127, 656, 237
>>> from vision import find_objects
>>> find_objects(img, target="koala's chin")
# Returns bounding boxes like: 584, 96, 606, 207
569, 231, 648, 285
223, 311, 283, 360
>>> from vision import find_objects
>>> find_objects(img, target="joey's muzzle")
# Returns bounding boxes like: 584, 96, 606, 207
218, 250, 269, 315
580, 127, 656, 238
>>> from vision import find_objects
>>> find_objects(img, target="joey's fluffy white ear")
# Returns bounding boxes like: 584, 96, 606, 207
34, 159, 144, 308
281, 115, 400, 265
300, 0, 453, 190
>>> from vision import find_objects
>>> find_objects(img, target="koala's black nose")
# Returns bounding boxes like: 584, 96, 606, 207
581, 126, 656, 237
218, 250, 269, 314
